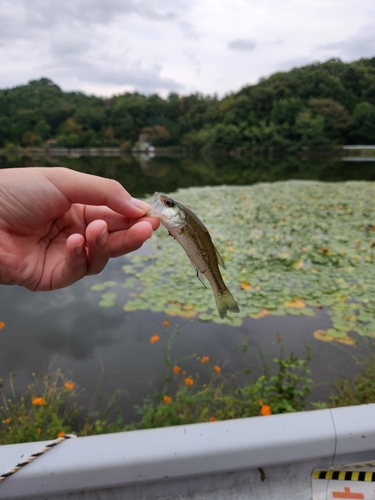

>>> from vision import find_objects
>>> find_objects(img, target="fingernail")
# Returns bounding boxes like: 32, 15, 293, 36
75, 242, 84, 256
131, 197, 150, 212
96, 228, 108, 246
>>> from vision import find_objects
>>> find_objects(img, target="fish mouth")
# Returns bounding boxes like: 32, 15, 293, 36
146, 192, 162, 218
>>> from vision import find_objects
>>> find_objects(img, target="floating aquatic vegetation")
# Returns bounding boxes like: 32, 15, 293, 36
93, 181, 375, 341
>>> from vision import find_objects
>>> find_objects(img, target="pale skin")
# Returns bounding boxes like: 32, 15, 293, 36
0, 167, 160, 291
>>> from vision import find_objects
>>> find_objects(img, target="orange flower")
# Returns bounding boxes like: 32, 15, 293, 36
57, 431, 65, 438
4, 418, 11, 424
37, 428, 41, 434
163, 320, 170, 327
32, 397, 47, 406
163, 395, 172, 404
173, 365, 181, 374
64, 382, 75, 390
150, 334, 160, 344
0, 322, 5, 330
213, 365, 221, 373
200, 356, 210, 363
209, 416, 217, 422
260, 405, 272, 416
184, 377, 194, 386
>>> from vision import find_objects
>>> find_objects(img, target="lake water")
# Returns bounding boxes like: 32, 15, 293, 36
1, 152, 374, 421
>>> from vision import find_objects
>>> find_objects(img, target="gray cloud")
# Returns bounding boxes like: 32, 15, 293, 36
0, 0, 190, 43
228, 39, 257, 52
277, 56, 316, 71
23, 0, 187, 25
318, 24, 375, 59
179, 20, 200, 40
0, 0, 186, 94
45, 54, 183, 94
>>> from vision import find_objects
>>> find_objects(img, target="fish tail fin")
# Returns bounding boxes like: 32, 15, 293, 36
215, 289, 240, 319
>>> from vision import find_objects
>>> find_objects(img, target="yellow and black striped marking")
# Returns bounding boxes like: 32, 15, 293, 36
313, 470, 375, 482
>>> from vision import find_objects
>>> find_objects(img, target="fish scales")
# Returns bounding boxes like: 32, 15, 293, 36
176, 214, 226, 294
147, 192, 240, 319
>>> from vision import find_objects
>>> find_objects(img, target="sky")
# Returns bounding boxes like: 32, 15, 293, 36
1, 0, 375, 98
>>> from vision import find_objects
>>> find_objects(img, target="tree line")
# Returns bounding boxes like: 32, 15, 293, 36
1, 57, 375, 153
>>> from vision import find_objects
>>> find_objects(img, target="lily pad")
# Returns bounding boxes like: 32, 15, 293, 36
89, 182, 375, 337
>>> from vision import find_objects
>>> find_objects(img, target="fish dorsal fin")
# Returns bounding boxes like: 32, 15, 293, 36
214, 244, 226, 269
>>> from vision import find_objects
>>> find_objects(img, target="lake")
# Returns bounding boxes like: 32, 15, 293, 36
1, 151, 374, 422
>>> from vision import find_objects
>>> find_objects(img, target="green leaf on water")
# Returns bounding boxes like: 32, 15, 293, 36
198, 313, 214, 322
99, 300, 116, 308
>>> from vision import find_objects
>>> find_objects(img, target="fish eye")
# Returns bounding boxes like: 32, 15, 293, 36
164, 199, 174, 207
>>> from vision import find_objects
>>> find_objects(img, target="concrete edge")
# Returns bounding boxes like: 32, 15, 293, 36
0, 405, 374, 498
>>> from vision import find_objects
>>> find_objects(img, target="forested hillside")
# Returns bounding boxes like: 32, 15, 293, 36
1, 57, 375, 152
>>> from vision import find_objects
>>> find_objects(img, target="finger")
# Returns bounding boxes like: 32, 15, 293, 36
109, 220, 155, 258
84, 206, 161, 232
59, 233, 88, 288
85, 220, 111, 275
44, 167, 150, 218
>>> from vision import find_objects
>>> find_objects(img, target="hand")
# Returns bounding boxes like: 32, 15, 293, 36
0, 167, 159, 290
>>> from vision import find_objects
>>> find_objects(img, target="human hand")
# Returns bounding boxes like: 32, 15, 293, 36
0, 167, 159, 290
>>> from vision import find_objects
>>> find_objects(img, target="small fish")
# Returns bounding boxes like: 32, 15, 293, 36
147, 192, 239, 319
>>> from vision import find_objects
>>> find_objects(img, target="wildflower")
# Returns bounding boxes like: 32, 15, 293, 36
184, 377, 194, 386
182, 370, 187, 375
32, 397, 47, 406
163, 395, 172, 404
4, 418, 11, 424
213, 365, 221, 373
173, 365, 181, 374
209, 416, 217, 422
64, 382, 75, 390
37, 428, 41, 434
57, 431, 65, 438
150, 335, 160, 344
0, 322, 5, 330
260, 405, 272, 416
163, 320, 170, 327
200, 356, 210, 364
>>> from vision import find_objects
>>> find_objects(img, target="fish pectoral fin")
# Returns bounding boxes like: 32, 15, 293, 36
213, 244, 226, 269
196, 268, 207, 289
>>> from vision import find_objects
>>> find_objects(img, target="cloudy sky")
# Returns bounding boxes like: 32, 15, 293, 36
1, 0, 375, 98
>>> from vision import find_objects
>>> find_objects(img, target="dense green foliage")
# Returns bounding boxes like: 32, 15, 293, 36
1, 58, 375, 151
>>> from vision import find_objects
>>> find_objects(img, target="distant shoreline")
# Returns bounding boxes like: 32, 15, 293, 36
1, 145, 375, 159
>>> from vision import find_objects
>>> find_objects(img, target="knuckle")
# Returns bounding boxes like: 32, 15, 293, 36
106, 178, 128, 197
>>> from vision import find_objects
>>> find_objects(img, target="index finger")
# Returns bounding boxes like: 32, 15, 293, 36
44, 167, 150, 218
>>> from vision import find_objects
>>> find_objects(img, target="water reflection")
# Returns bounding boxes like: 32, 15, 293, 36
0, 247, 364, 422
0, 153, 372, 422
2, 152, 375, 198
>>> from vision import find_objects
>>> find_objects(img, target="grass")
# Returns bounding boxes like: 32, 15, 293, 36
0, 331, 318, 444
0, 370, 125, 444
1, 328, 375, 444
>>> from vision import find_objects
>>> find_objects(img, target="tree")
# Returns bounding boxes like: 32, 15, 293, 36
294, 110, 328, 147
308, 98, 349, 142
270, 98, 304, 126
34, 120, 51, 141
349, 102, 375, 144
